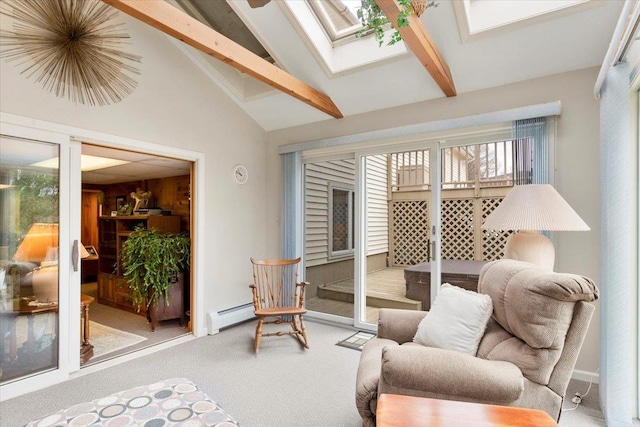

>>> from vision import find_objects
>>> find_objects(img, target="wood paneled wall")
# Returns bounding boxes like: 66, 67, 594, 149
84, 175, 190, 232
81, 191, 99, 247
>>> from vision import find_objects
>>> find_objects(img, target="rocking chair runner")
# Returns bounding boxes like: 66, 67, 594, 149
249, 257, 309, 352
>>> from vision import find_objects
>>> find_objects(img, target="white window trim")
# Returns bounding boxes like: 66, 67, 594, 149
328, 182, 355, 259
307, 0, 361, 43
633, 78, 640, 421
279, 102, 561, 155
453, 0, 599, 44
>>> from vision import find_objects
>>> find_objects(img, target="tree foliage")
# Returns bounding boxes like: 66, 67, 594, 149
14, 169, 59, 236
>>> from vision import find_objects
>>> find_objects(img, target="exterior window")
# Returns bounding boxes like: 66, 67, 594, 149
307, 0, 362, 43
329, 183, 354, 257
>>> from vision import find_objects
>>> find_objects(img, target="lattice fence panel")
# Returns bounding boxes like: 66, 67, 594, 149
391, 201, 429, 265
441, 198, 474, 260
482, 197, 514, 260
332, 199, 349, 250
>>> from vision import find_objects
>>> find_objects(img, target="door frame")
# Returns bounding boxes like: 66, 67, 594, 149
353, 138, 442, 330
0, 120, 76, 397
0, 112, 205, 400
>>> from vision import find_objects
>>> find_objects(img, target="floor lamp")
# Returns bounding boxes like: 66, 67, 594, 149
481, 184, 589, 271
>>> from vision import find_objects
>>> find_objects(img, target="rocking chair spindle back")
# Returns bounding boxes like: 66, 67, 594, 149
249, 257, 309, 353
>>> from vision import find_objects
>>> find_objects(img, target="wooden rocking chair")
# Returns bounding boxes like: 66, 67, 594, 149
249, 257, 309, 353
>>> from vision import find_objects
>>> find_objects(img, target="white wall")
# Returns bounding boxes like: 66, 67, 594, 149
0, 15, 268, 313
266, 66, 602, 376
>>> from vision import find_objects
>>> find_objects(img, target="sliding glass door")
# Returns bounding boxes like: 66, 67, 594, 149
301, 142, 442, 328
301, 126, 549, 329
0, 124, 80, 395
351, 150, 430, 326
355, 144, 441, 329
303, 156, 357, 321
0, 135, 61, 382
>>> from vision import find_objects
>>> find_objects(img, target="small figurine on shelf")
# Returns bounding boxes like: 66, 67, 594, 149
130, 188, 152, 213
117, 202, 133, 216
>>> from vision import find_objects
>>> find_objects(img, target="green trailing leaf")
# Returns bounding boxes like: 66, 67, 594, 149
357, 0, 438, 47
120, 226, 190, 311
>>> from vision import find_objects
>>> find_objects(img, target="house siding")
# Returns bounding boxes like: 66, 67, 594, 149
304, 156, 388, 267
366, 154, 389, 256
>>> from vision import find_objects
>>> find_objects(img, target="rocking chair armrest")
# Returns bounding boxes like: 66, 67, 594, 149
297, 281, 309, 287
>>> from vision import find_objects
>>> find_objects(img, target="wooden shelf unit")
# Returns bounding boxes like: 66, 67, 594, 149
97, 215, 180, 314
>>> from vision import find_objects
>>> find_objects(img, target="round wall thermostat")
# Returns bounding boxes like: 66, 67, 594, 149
233, 164, 248, 184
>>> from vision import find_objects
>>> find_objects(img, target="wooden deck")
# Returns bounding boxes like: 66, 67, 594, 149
306, 267, 422, 323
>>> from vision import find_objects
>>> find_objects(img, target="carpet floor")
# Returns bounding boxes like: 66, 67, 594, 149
0, 319, 605, 427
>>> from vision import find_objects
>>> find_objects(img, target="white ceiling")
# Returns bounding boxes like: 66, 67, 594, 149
81, 145, 191, 185
171, 0, 623, 131
0, 138, 190, 185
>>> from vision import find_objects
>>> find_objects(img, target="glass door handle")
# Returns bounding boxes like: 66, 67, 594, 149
72, 240, 79, 272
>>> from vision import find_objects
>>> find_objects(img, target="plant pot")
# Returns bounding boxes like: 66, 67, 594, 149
147, 273, 184, 332
411, 0, 428, 17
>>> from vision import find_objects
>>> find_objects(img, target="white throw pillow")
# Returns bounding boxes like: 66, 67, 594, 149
413, 283, 493, 355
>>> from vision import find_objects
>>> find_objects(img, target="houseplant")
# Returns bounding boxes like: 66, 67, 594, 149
357, 0, 437, 46
120, 226, 190, 312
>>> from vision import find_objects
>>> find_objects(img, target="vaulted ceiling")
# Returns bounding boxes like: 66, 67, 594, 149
140, 1, 624, 131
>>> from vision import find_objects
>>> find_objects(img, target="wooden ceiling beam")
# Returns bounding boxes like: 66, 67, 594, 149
101, 0, 343, 118
375, 0, 456, 97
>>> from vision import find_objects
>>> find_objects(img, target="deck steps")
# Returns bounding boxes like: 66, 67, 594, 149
317, 283, 422, 311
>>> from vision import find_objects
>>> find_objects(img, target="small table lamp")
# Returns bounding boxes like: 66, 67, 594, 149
12, 223, 59, 300
13, 223, 59, 264
481, 184, 589, 271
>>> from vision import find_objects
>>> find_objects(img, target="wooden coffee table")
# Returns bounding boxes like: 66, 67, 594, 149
376, 394, 559, 427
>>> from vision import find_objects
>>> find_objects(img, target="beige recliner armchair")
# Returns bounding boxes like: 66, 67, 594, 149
355, 259, 598, 426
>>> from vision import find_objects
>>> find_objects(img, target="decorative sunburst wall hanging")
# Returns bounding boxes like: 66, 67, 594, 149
0, 0, 142, 106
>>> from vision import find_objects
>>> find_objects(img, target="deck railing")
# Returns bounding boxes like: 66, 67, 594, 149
390, 141, 514, 192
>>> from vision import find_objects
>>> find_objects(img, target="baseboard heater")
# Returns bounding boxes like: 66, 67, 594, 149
207, 303, 255, 335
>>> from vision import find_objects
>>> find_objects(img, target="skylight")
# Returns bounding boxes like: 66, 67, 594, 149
282, 0, 408, 76
454, 0, 596, 42
307, 0, 362, 43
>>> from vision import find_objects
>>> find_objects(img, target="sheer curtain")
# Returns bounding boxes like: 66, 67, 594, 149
512, 117, 550, 185
281, 152, 302, 260
599, 62, 634, 427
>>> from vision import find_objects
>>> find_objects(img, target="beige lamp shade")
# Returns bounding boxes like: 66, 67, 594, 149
482, 185, 589, 271
13, 223, 59, 263
80, 243, 90, 259
482, 184, 590, 232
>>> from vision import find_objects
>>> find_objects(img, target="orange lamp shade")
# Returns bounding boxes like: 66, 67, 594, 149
13, 223, 59, 263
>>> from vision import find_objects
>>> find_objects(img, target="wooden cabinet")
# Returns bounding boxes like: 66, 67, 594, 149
97, 215, 180, 314
97, 273, 116, 302
148, 274, 185, 332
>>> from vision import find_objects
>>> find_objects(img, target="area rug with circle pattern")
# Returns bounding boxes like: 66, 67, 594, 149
25, 378, 239, 426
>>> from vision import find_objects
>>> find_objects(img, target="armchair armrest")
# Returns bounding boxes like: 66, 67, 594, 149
379, 345, 524, 404
378, 308, 427, 343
